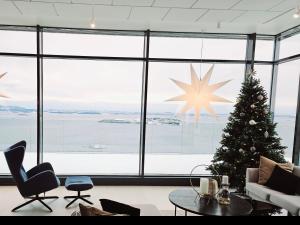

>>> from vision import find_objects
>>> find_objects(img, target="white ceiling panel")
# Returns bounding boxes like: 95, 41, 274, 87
232, 11, 282, 24
54, 3, 92, 17
193, 0, 242, 10
198, 10, 245, 23
94, 5, 131, 19
113, 0, 154, 7
72, 0, 113, 4
0, 1, 20, 16
232, 0, 284, 11
32, 0, 71, 3
0, 0, 299, 35
14, 1, 57, 17
129, 7, 169, 20
153, 0, 197, 8
164, 8, 207, 22
269, 0, 297, 12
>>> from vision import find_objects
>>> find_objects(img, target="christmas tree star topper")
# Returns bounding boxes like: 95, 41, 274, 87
167, 65, 232, 121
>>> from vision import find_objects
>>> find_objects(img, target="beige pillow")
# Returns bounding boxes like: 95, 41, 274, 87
258, 156, 294, 185
79, 204, 128, 217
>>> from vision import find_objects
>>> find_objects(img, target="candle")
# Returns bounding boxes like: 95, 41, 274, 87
222, 176, 229, 185
200, 178, 209, 195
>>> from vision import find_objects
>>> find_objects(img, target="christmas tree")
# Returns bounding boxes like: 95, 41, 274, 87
209, 71, 286, 193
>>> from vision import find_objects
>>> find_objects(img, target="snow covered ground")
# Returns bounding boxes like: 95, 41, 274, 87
0, 152, 213, 175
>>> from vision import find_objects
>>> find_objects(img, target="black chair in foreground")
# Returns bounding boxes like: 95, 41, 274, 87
4, 141, 60, 212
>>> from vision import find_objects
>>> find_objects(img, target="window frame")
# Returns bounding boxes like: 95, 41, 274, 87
0, 24, 299, 185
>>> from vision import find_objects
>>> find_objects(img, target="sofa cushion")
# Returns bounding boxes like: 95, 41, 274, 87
258, 156, 294, 185
246, 183, 284, 201
294, 166, 300, 178
265, 166, 300, 195
269, 194, 300, 216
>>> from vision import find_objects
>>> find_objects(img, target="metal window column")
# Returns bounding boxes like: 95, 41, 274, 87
245, 33, 257, 77
37, 25, 43, 165
269, 37, 280, 121
139, 30, 150, 176
293, 77, 300, 165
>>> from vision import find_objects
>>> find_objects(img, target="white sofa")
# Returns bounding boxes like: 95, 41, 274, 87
246, 166, 300, 216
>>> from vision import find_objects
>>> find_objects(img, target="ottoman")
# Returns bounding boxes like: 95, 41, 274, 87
64, 176, 94, 208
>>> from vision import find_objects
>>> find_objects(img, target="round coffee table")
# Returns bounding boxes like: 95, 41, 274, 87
169, 188, 253, 216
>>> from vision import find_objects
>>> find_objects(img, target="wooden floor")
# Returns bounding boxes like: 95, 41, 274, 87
0, 186, 185, 216
0, 186, 287, 216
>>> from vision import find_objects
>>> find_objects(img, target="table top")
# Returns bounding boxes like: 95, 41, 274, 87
169, 188, 253, 216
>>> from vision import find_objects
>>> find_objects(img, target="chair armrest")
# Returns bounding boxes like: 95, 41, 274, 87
27, 163, 54, 178
246, 168, 259, 183
24, 170, 59, 195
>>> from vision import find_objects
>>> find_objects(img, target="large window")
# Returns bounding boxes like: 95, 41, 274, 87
255, 39, 274, 62
43, 59, 143, 175
0, 57, 37, 174
274, 60, 300, 161
0, 25, 299, 178
254, 65, 273, 98
280, 33, 300, 59
150, 36, 247, 60
0, 30, 36, 54
145, 63, 245, 175
43, 32, 144, 57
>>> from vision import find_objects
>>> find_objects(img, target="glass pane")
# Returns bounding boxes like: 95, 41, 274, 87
0, 30, 36, 54
43, 32, 144, 57
150, 37, 247, 60
0, 57, 37, 174
43, 59, 143, 175
255, 40, 274, 61
145, 63, 245, 175
274, 60, 300, 161
254, 65, 272, 99
280, 33, 300, 59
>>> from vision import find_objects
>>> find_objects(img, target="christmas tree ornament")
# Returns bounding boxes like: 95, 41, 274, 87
264, 131, 269, 138
239, 149, 244, 153
167, 65, 232, 121
240, 112, 245, 117
264, 109, 269, 115
251, 104, 256, 109
257, 95, 264, 101
250, 146, 256, 152
0, 72, 8, 98
249, 120, 257, 126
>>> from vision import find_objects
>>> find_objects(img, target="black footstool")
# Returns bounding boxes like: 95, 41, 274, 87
64, 176, 94, 208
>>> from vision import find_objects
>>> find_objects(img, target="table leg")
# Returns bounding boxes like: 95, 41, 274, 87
175, 206, 177, 216
185, 211, 188, 217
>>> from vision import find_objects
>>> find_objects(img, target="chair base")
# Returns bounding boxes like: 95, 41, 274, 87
12, 195, 59, 212
64, 191, 93, 208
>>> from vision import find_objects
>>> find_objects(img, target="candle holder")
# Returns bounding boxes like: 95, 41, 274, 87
218, 176, 231, 205
189, 164, 221, 202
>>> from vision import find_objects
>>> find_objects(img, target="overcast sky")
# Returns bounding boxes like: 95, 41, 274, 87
0, 30, 299, 115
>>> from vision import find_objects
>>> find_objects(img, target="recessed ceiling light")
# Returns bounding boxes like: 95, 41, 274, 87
293, 6, 300, 19
90, 19, 96, 29
90, 6, 96, 29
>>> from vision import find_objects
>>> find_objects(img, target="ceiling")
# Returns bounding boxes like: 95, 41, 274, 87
0, 0, 299, 34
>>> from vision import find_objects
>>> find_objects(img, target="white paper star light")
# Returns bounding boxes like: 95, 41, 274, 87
167, 65, 232, 121
0, 72, 8, 98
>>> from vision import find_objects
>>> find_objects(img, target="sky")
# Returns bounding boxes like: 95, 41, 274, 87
0, 30, 299, 115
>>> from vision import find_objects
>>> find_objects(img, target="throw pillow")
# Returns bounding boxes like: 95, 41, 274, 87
297, 182, 300, 196
79, 204, 114, 216
100, 199, 141, 216
265, 166, 300, 195
258, 156, 294, 185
